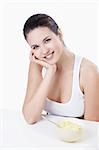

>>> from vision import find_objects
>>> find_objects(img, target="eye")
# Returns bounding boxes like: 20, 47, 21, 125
45, 38, 51, 43
32, 45, 39, 50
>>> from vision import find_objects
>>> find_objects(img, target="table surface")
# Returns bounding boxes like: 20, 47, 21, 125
0, 109, 99, 150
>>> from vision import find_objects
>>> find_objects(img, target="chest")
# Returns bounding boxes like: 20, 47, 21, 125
47, 71, 73, 103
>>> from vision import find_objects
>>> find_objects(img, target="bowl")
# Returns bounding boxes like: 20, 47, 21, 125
57, 120, 83, 142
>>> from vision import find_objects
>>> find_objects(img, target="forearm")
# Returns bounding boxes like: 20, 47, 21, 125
23, 71, 54, 124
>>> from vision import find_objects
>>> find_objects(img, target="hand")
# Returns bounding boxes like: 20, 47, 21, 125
29, 50, 57, 75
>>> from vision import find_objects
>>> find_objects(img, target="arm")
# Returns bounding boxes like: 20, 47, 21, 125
81, 60, 99, 121
22, 53, 57, 124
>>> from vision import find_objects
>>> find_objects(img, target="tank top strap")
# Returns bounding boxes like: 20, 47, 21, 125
72, 55, 83, 95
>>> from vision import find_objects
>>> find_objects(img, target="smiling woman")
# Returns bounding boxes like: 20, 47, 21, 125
22, 13, 99, 124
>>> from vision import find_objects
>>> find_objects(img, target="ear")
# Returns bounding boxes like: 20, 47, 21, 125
58, 29, 63, 40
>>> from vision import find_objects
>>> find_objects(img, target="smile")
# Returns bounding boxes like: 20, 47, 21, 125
44, 51, 54, 60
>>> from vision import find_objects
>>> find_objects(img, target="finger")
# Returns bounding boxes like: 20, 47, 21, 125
34, 59, 50, 68
29, 51, 32, 59
29, 53, 32, 61
29, 52, 50, 68
29, 51, 35, 61
30, 54, 39, 63
30, 54, 35, 62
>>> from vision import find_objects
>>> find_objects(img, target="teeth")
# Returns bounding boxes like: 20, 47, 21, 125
45, 51, 54, 59
46, 53, 53, 58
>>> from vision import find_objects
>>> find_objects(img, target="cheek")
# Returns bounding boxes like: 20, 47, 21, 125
53, 40, 61, 49
34, 51, 41, 58
55, 45, 63, 60
54, 44, 61, 55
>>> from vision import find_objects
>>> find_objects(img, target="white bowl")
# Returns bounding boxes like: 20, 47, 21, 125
57, 120, 83, 142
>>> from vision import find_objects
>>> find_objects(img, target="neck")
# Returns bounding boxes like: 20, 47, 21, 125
56, 47, 75, 73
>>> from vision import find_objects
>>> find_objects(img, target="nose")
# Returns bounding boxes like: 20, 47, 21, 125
41, 46, 50, 57
34, 46, 50, 59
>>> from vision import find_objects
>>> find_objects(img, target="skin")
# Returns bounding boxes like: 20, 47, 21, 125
22, 27, 99, 124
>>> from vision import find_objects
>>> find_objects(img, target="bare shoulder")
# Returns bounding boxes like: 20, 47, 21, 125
80, 57, 99, 86
80, 58, 99, 121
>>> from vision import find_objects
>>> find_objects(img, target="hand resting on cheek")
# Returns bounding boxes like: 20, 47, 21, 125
29, 50, 57, 73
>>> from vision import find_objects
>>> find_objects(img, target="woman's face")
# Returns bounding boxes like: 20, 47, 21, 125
27, 27, 64, 64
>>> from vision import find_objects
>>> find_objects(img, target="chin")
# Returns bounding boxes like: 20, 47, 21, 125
46, 59, 57, 65
44, 55, 59, 65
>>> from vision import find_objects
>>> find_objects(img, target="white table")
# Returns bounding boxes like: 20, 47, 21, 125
0, 109, 99, 150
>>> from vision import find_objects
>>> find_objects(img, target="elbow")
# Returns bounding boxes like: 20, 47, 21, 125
84, 114, 99, 122
24, 116, 37, 125
22, 107, 40, 125
26, 119, 37, 125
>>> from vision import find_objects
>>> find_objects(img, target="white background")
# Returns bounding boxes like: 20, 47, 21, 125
0, 0, 99, 110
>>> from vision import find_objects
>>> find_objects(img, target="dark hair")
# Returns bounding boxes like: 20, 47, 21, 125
23, 13, 59, 40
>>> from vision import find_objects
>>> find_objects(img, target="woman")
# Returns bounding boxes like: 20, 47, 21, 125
22, 13, 99, 124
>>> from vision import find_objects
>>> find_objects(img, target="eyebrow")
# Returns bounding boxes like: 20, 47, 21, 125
31, 36, 50, 48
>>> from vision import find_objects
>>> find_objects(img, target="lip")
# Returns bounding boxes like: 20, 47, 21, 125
44, 51, 54, 58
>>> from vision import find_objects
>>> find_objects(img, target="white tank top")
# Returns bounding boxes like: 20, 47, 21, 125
43, 55, 85, 117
